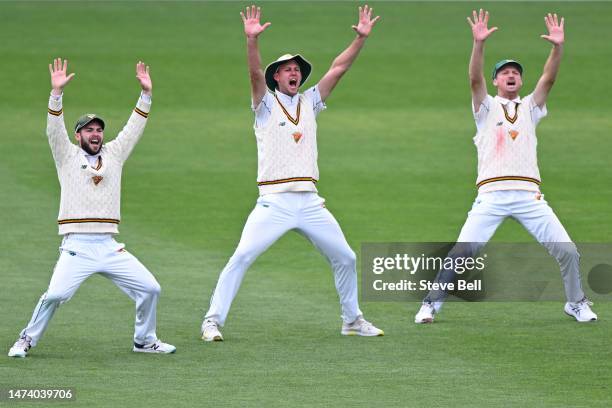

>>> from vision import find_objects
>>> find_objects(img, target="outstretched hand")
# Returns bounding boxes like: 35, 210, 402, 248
541, 13, 564, 45
352, 5, 380, 37
48, 58, 75, 95
136, 61, 152, 95
467, 9, 497, 42
241, 5, 271, 38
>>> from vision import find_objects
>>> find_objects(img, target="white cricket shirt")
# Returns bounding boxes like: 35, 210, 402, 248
472, 93, 547, 193
252, 87, 326, 195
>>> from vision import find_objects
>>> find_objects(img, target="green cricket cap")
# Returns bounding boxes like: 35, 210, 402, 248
74, 114, 105, 133
492, 59, 523, 79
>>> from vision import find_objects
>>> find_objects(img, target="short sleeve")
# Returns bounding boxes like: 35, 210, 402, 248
304, 85, 327, 116
524, 93, 548, 126
473, 95, 493, 132
253, 92, 274, 128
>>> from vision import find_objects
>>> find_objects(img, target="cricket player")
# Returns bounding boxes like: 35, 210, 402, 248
8, 59, 176, 357
201, 5, 384, 341
414, 10, 597, 324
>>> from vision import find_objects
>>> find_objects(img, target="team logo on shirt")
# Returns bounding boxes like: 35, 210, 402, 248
293, 132, 303, 143
279, 122, 286, 127
509, 130, 519, 140
92, 176, 103, 186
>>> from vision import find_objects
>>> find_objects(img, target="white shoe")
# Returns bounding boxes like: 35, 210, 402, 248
341, 316, 384, 337
415, 302, 436, 324
201, 319, 223, 342
565, 298, 598, 322
133, 339, 176, 354
8, 335, 32, 358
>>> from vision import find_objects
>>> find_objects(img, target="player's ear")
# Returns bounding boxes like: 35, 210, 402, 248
492, 78, 498, 87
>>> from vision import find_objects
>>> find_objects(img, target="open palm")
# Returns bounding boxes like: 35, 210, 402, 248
541, 13, 564, 45
136, 61, 152, 93
351, 5, 380, 37
467, 9, 497, 42
241, 5, 271, 38
48, 58, 75, 91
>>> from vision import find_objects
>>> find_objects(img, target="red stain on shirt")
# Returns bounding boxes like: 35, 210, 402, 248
495, 126, 505, 156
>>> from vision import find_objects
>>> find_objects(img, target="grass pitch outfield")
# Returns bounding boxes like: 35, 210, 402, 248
1, 1, 611, 407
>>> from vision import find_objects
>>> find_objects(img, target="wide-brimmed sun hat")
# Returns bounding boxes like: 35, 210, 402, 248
264, 54, 312, 92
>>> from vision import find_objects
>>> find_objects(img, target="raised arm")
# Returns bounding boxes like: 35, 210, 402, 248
47, 58, 76, 165
532, 13, 564, 108
467, 9, 497, 112
317, 5, 380, 102
241, 5, 271, 108
106, 61, 153, 163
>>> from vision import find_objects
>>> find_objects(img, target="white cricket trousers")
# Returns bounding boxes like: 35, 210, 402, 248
425, 190, 585, 304
206, 192, 362, 325
20, 234, 161, 346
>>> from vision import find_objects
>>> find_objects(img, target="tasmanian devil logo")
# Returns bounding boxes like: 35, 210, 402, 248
92, 176, 103, 185
509, 130, 519, 140
293, 132, 303, 143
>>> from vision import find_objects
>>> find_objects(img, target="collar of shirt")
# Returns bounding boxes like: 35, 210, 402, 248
80, 148, 101, 167
275, 89, 300, 107
494, 95, 522, 105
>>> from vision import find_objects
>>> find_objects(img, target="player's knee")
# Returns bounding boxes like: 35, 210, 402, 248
231, 248, 257, 268
448, 242, 478, 259
44, 290, 71, 304
337, 249, 357, 268
556, 242, 580, 262
145, 280, 162, 296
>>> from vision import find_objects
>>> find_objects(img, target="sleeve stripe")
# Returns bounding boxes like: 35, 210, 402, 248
48, 108, 63, 116
134, 107, 149, 118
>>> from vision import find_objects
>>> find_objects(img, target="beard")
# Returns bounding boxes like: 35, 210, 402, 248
80, 139, 102, 155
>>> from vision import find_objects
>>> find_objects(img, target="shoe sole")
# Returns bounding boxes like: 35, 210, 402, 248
132, 348, 176, 354
8, 352, 27, 358
415, 317, 434, 324
341, 330, 384, 337
564, 310, 597, 322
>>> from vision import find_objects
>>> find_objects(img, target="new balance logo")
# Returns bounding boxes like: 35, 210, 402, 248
279, 122, 286, 127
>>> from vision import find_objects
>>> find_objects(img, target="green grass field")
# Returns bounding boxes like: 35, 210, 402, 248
1, 1, 611, 407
